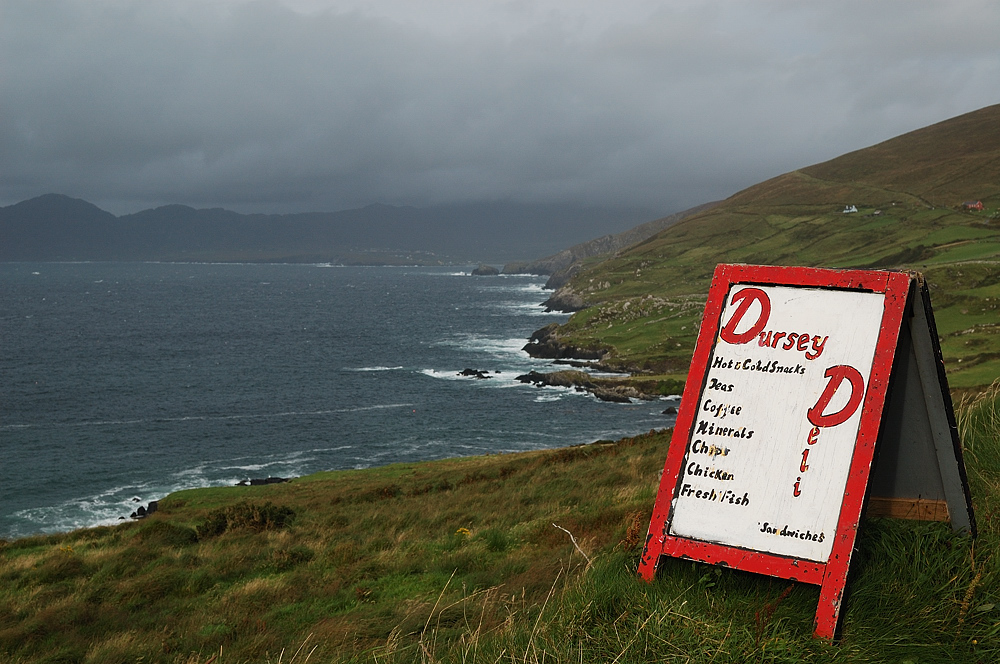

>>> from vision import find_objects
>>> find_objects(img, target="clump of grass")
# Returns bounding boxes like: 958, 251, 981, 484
198, 500, 296, 538
959, 380, 1000, 537
656, 377, 686, 396
133, 519, 199, 547
479, 527, 513, 553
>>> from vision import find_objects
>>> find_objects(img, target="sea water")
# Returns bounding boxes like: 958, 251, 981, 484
0, 262, 676, 538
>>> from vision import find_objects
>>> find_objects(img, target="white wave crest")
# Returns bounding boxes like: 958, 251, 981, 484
419, 369, 466, 381
433, 333, 529, 359
498, 301, 558, 316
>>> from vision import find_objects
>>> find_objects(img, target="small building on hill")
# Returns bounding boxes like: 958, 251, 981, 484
963, 200, 984, 211
842, 205, 858, 214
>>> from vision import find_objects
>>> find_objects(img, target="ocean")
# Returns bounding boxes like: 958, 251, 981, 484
0, 262, 676, 539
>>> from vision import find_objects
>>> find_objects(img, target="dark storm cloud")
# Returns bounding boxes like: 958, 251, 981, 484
1, 0, 998, 214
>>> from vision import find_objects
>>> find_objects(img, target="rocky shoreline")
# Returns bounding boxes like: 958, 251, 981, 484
522, 322, 608, 361
122, 477, 292, 521
515, 299, 685, 405
514, 369, 660, 403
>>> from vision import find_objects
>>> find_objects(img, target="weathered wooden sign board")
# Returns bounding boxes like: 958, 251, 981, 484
638, 264, 975, 640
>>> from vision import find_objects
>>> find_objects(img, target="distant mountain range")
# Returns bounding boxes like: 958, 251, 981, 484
0, 195, 658, 264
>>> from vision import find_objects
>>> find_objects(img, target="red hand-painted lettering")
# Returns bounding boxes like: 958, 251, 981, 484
807, 365, 865, 428
720, 288, 770, 345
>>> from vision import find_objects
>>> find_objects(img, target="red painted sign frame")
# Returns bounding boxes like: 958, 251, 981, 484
638, 264, 913, 639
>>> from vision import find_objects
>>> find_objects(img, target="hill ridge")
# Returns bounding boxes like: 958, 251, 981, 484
0, 196, 658, 264
533, 103, 1000, 388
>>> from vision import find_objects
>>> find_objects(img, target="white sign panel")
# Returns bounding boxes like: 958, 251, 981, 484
668, 285, 885, 561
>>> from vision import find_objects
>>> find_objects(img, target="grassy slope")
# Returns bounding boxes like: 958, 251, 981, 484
2, 389, 1000, 663
0, 433, 662, 663
547, 104, 1000, 389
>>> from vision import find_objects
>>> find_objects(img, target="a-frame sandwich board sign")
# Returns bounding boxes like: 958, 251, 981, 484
637, 264, 975, 640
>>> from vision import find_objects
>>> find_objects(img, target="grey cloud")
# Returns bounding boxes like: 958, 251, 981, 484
1, 0, 998, 215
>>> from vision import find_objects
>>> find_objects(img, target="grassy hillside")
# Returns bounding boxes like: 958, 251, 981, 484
542, 104, 1000, 389
2, 386, 999, 663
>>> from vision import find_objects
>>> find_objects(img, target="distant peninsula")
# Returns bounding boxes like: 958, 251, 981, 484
0, 196, 657, 265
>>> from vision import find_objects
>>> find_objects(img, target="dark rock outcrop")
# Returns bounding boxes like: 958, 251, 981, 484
128, 500, 158, 520
458, 368, 492, 379
515, 369, 659, 403
516, 370, 588, 389
592, 388, 633, 403
544, 264, 585, 290
522, 323, 605, 360
541, 287, 587, 313
471, 264, 500, 276
552, 358, 626, 372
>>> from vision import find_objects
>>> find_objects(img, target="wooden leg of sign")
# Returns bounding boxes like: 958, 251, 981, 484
637, 527, 665, 581
638, 488, 672, 581
637, 548, 659, 581
813, 566, 847, 640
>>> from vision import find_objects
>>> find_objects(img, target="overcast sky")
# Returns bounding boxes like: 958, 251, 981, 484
2, 0, 998, 216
